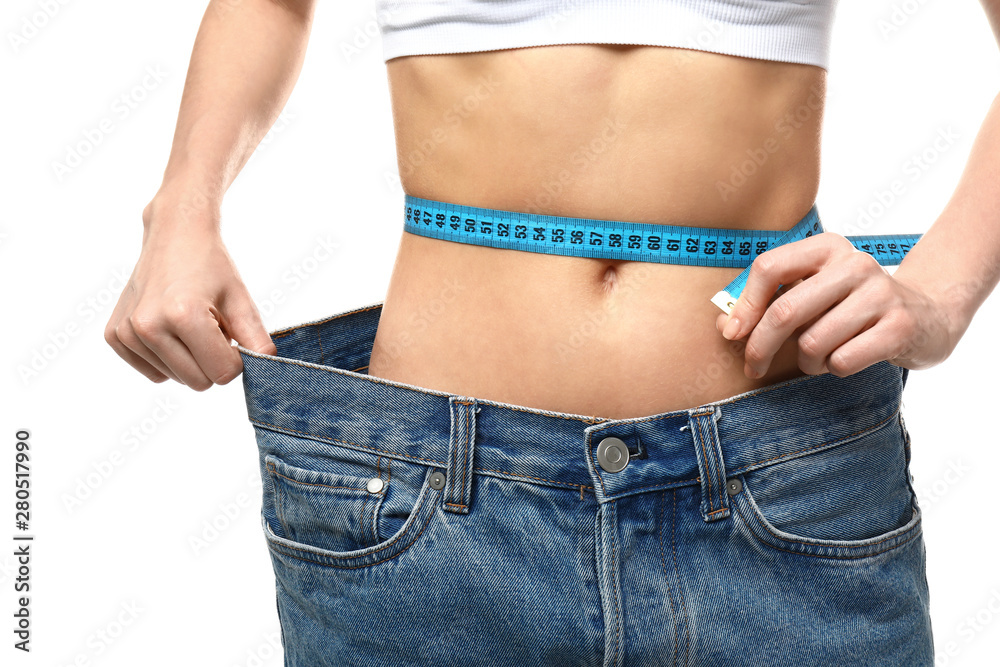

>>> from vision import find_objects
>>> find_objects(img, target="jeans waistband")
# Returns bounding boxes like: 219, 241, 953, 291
239, 302, 907, 508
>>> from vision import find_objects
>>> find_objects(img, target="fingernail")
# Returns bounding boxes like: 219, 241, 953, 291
747, 365, 763, 379
722, 316, 741, 340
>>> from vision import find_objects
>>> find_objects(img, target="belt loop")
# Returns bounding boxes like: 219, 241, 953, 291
444, 396, 478, 515
688, 405, 729, 522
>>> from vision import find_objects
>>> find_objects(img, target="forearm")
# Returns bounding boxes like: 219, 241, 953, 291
892, 90, 1000, 341
150, 0, 316, 228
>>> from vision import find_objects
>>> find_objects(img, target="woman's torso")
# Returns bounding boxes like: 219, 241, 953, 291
369, 45, 825, 419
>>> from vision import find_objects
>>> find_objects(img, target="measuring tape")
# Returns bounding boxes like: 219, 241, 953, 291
403, 195, 922, 314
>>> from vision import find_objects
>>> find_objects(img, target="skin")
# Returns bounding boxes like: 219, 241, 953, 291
106, 0, 1000, 420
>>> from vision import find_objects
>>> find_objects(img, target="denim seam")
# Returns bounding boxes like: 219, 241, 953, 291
245, 350, 608, 424
598, 476, 702, 497
251, 418, 448, 466
726, 407, 900, 479
374, 457, 389, 543
263, 486, 438, 566
672, 490, 690, 666
695, 416, 718, 515
269, 467, 288, 541
252, 406, 898, 498
459, 399, 473, 510
265, 460, 384, 493
267, 500, 438, 569
732, 487, 923, 555
658, 491, 680, 667
316, 329, 326, 366
270, 303, 383, 339
256, 418, 596, 490
609, 500, 622, 666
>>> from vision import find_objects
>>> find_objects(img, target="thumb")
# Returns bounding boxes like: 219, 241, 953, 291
222, 300, 277, 356
715, 311, 729, 335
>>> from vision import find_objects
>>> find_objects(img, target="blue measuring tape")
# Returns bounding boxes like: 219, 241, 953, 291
403, 195, 922, 314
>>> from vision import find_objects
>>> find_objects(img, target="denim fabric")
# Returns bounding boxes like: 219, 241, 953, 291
238, 302, 933, 667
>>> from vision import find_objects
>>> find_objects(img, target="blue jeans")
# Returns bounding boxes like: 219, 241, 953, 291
239, 302, 933, 666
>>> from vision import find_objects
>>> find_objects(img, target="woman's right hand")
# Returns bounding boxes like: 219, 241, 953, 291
104, 197, 278, 390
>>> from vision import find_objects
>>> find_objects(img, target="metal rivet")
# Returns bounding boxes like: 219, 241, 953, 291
429, 471, 446, 490
596, 436, 630, 473
367, 478, 384, 493
726, 478, 743, 496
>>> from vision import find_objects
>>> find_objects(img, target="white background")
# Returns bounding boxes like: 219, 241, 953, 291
2, 1, 999, 665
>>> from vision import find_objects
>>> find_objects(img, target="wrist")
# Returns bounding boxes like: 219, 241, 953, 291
892, 267, 973, 352
143, 185, 223, 236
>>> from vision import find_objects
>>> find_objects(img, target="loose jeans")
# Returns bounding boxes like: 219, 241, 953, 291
239, 302, 933, 666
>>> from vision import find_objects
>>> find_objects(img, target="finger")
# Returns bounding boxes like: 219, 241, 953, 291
821, 316, 901, 378
794, 289, 883, 376
124, 305, 213, 389
715, 312, 728, 335
741, 265, 858, 377
104, 325, 170, 383
113, 320, 185, 384
172, 305, 246, 386
138, 328, 215, 391
222, 298, 277, 356
724, 233, 851, 340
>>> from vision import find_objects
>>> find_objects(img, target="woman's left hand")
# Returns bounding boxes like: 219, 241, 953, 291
714, 232, 961, 379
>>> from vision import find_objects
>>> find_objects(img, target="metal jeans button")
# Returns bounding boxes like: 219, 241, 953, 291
429, 471, 446, 490
726, 477, 743, 496
596, 436, 630, 473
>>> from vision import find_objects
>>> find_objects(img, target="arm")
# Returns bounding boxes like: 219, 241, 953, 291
890, 0, 1000, 346
715, 4, 1000, 378
105, 0, 317, 390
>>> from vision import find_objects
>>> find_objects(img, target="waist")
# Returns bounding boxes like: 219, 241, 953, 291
386, 44, 826, 225
240, 303, 907, 494
377, 45, 830, 416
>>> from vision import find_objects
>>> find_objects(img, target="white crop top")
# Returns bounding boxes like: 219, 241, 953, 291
375, 0, 838, 70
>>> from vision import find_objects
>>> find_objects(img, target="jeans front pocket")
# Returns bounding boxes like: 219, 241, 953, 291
729, 410, 922, 559
254, 426, 442, 569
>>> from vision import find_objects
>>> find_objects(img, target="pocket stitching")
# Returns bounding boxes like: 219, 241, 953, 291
252, 418, 447, 469
732, 477, 922, 559
729, 407, 900, 478
262, 481, 439, 569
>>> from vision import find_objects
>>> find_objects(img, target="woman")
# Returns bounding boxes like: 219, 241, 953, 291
105, 0, 1000, 664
